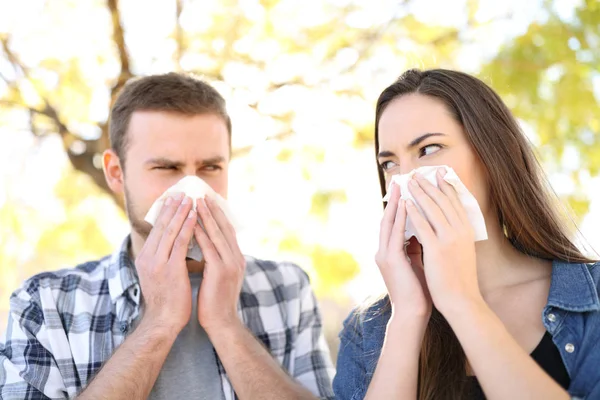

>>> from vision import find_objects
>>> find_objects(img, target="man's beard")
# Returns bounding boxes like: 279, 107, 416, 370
124, 182, 200, 266
124, 183, 153, 241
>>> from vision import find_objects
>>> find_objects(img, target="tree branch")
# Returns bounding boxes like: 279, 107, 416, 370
106, 0, 133, 101
174, 0, 184, 71
0, 38, 122, 208
232, 130, 295, 159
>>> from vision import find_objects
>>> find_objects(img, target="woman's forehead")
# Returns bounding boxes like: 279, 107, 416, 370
378, 95, 462, 149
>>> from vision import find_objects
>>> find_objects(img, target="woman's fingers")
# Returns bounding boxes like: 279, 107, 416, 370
388, 199, 408, 256
415, 172, 463, 229
405, 199, 436, 245
408, 176, 450, 234
379, 183, 401, 253
436, 168, 470, 224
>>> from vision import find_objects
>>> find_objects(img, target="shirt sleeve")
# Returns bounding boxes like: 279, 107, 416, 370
1, 285, 68, 399
332, 309, 368, 400
292, 271, 335, 400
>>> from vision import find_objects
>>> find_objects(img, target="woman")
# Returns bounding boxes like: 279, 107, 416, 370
333, 69, 600, 400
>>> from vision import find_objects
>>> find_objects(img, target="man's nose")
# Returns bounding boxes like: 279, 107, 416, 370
182, 166, 197, 177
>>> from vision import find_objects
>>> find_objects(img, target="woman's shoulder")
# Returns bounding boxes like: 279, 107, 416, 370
588, 260, 600, 294
340, 296, 391, 341
589, 260, 600, 280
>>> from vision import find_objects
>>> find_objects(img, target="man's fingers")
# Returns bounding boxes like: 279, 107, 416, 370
156, 196, 193, 260
143, 193, 185, 255
204, 196, 242, 258
193, 224, 221, 264
196, 198, 232, 258
168, 208, 198, 262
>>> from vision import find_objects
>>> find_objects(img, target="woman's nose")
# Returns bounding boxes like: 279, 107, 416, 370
399, 160, 417, 176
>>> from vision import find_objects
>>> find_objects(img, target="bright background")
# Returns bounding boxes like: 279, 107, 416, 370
1, 0, 599, 361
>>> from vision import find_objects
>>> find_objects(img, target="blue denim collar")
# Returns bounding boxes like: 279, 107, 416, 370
546, 260, 600, 313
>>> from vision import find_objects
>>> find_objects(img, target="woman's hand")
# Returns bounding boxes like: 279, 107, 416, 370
406, 168, 483, 316
376, 182, 432, 321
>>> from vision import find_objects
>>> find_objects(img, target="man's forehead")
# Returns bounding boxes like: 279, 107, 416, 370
126, 112, 230, 149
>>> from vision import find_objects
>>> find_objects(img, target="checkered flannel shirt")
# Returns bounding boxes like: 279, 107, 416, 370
0, 237, 335, 399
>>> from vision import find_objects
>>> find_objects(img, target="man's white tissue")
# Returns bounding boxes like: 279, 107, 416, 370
383, 166, 488, 242
144, 175, 237, 262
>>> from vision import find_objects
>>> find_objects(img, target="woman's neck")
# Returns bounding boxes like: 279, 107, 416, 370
474, 218, 552, 297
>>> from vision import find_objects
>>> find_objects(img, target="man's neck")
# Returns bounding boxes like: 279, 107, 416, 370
130, 230, 206, 274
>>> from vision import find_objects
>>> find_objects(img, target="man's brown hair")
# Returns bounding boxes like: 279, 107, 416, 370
109, 72, 232, 167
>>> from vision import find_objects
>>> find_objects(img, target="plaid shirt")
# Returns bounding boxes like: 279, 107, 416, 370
0, 237, 335, 399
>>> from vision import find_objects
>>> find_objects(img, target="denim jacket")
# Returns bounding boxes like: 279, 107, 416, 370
333, 261, 600, 400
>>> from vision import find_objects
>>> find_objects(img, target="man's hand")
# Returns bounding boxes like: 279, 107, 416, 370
79, 194, 197, 400
194, 195, 246, 333
136, 193, 197, 335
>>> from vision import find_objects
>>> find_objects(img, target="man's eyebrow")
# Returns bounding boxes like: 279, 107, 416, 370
408, 133, 446, 148
144, 157, 184, 167
198, 156, 226, 165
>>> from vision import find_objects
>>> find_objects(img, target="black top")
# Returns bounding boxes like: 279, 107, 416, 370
469, 331, 570, 399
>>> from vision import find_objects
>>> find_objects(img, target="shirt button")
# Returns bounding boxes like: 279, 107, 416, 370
547, 313, 556, 322
120, 322, 129, 333
565, 343, 575, 353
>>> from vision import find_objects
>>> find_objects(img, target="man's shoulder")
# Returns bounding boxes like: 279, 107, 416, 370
14, 255, 112, 303
244, 255, 311, 288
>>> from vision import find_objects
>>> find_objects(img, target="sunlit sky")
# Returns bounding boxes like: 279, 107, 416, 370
0, 0, 597, 305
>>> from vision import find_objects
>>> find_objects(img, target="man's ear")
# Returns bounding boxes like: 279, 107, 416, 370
102, 149, 124, 195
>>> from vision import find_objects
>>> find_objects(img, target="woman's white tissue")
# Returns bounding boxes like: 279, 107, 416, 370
383, 165, 488, 242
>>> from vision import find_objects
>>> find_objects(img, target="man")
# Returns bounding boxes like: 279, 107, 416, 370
0, 73, 335, 399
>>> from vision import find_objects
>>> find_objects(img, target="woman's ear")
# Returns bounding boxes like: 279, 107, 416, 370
102, 149, 124, 195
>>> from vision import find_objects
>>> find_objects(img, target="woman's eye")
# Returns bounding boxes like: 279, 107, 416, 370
419, 144, 443, 157
380, 161, 397, 171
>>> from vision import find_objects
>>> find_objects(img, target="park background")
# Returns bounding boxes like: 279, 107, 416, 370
1, 0, 599, 362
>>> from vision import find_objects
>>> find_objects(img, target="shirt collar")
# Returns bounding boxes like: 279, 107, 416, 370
106, 236, 140, 303
546, 260, 600, 312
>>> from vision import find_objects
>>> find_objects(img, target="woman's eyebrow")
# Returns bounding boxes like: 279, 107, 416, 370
377, 150, 396, 158
408, 132, 446, 149
378, 132, 447, 158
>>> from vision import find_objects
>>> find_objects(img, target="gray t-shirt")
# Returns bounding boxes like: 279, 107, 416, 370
132, 273, 224, 400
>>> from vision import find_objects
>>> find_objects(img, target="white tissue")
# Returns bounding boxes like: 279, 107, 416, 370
382, 166, 488, 242
144, 176, 237, 261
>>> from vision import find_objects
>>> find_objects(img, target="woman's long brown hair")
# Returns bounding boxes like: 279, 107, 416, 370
374, 69, 597, 400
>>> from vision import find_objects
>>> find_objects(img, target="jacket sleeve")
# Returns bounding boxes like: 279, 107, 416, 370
333, 309, 368, 400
